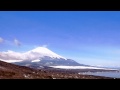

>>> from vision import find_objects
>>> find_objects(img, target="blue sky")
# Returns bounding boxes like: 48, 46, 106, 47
0, 11, 120, 67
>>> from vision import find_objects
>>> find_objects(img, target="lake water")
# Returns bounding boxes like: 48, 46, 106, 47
79, 71, 120, 78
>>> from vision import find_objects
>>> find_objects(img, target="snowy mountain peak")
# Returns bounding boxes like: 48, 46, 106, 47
28, 47, 66, 59
31, 47, 56, 55
0, 46, 66, 62
31, 47, 49, 52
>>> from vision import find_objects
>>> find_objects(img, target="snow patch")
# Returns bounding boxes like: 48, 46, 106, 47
31, 59, 41, 62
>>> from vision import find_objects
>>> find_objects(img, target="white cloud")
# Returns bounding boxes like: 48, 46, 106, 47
14, 39, 21, 46
0, 37, 22, 47
0, 37, 4, 43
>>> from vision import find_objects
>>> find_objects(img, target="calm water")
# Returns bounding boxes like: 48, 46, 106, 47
79, 71, 120, 78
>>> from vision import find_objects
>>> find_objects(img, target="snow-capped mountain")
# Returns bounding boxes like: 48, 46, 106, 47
0, 47, 84, 68
23, 47, 67, 61
0, 47, 66, 62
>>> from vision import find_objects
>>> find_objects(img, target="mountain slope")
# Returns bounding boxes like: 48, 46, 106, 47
0, 60, 39, 79
13, 58, 84, 69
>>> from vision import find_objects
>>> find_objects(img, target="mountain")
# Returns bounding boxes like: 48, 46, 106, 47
0, 47, 66, 61
0, 47, 87, 69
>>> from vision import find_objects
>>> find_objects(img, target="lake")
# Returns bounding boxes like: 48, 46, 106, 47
79, 71, 120, 78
